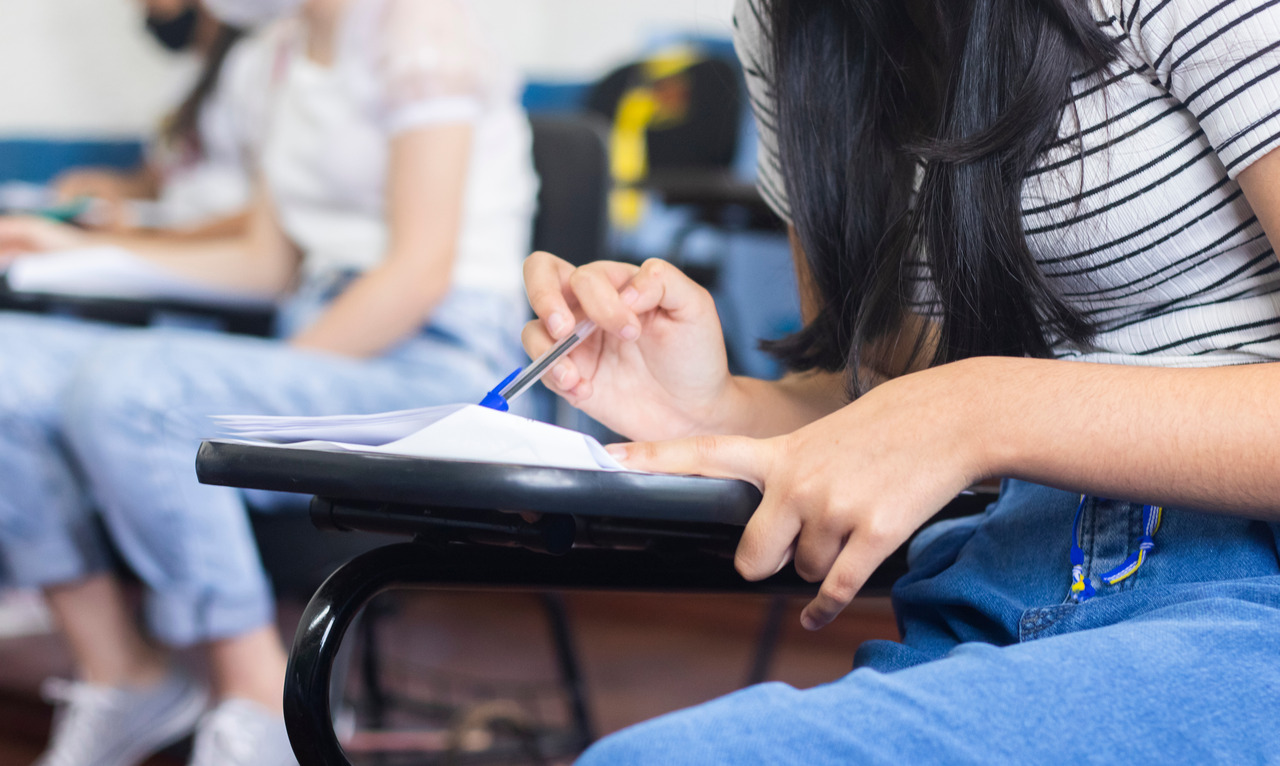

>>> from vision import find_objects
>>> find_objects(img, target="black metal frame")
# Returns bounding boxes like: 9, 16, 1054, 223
283, 538, 827, 766
278, 495, 986, 765
197, 439, 995, 766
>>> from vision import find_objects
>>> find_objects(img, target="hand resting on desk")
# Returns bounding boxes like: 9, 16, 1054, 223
0, 215, 87, 260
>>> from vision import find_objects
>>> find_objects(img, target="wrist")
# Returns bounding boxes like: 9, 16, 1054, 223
944, 356, 1024, 484
915, 356, 1010, 485
689, 374, 752, 437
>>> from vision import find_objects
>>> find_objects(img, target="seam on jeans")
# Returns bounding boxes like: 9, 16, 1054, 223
1018, 603, 1076, 642
1084, 496, 1098, 578
1120, 501, 1142, 593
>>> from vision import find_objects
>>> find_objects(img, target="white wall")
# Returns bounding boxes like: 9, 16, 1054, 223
475, 0, 737, 80
0, 0, 737, 138
0, 0, 194, 137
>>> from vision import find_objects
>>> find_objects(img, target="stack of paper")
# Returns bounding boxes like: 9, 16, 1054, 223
215, 403, 629, 472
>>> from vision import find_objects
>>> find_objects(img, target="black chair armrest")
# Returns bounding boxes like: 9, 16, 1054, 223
0, 277, 276, 336
195, 441, 995, 766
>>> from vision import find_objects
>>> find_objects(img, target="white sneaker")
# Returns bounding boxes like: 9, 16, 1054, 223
0, 590, 53, 638
188, 699, 298, 766
34, 669, 208, 766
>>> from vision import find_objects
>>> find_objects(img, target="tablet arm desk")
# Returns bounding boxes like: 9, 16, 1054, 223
196, 441, 987, 765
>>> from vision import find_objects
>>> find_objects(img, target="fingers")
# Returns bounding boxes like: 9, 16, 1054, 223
0, 218, 34, 253
524, 252, 642, 335
568, 263, 643, 340
524, 253, 713, 346
791, 524, 846, 584
608, 434, 771, 483
520, 319, 582, 393
735, 495, 802, 582
610, 435, 805, 583
523, 251, 578, 339
800, 540, 880, 631
625, 258, 715, 322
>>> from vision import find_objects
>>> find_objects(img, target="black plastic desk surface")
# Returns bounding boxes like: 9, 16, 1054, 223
196, 440, 763, 526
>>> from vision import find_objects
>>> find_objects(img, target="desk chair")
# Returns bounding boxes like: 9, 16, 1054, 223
195, 443, 994, 765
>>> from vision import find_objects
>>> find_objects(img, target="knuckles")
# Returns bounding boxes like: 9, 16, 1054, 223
691, 434, 723, 463
792, 559, 826, 584
733, 551, 771, 581
856, 514, 897, 555
819, 573, 860, 609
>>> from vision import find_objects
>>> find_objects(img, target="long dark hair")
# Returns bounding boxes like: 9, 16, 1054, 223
163, 22, 244, 157
762, 0, 1119, 393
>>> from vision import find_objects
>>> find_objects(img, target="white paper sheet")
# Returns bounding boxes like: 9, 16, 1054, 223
215, 404, 629, 472
3, 247, 277, 309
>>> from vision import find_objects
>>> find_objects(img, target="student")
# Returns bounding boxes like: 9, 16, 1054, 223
522, 0, 1280, 761
0, 0, 535, 764
52, 0, 260, 233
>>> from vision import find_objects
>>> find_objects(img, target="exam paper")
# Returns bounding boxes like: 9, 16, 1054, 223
3, 247, 277, 309
215, 404, 629, 472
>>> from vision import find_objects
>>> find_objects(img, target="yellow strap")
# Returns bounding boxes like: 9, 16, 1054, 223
610, 88, 659, 229
606, 45, 704, 229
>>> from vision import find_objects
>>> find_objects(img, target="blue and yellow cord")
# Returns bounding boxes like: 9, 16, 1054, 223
1069, 494, 1163, 603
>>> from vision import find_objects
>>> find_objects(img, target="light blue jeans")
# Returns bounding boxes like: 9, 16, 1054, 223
579, 480, 1280, 763
0, 277, 526, 646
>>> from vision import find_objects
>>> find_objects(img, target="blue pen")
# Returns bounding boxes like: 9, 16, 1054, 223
480, 319, 598, 411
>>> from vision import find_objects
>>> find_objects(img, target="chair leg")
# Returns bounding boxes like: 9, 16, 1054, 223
744, 595, 788, 686
285, 544, 429, 766
539, 592, 596, 749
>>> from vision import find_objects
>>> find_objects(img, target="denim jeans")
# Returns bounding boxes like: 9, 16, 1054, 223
0, 279, 526, 645
578, 480, 1280, 764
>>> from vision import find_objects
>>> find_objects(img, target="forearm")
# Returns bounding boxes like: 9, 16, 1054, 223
288, 259, 449, 357
961, 356, 1280, 516
169, 210, 251, 240
84, 231, 294, 295
711, 370, 849, 438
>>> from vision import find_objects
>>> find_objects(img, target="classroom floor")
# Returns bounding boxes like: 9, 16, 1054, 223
0, 590, 898, 765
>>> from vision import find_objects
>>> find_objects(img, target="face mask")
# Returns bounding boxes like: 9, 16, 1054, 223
145, 5, 199, 51
201, 0, 305, 27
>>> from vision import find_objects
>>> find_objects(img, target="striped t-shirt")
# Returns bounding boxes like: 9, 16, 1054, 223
734, 0, 1280, 367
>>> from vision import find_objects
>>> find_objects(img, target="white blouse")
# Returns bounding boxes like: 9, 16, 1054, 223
257, 0, 537, 299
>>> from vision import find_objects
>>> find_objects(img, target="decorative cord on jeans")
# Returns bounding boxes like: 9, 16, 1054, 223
1069, 494, 1163, 603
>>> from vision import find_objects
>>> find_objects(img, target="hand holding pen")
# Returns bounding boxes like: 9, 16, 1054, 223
481, 319, 597, 411
514, 253, 735, 443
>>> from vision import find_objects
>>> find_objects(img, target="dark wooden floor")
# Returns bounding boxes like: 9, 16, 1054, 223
0, 591, 898, 765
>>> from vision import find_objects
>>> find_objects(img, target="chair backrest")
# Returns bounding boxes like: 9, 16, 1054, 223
584, 56, 742, 173
529, 115, 611, 267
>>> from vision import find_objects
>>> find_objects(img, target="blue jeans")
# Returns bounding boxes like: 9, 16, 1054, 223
0, 280, 525, 646
579, 481, 1280, 763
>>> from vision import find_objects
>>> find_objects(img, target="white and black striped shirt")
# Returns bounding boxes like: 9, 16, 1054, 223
734, 0, 1280, 367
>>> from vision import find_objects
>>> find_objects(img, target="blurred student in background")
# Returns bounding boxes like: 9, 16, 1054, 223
52, 0, 263, 234
0, 0, 536, 764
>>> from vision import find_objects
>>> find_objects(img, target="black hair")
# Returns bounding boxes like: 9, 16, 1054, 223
760, 0, 1120, 394
162, 22, 244, 157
